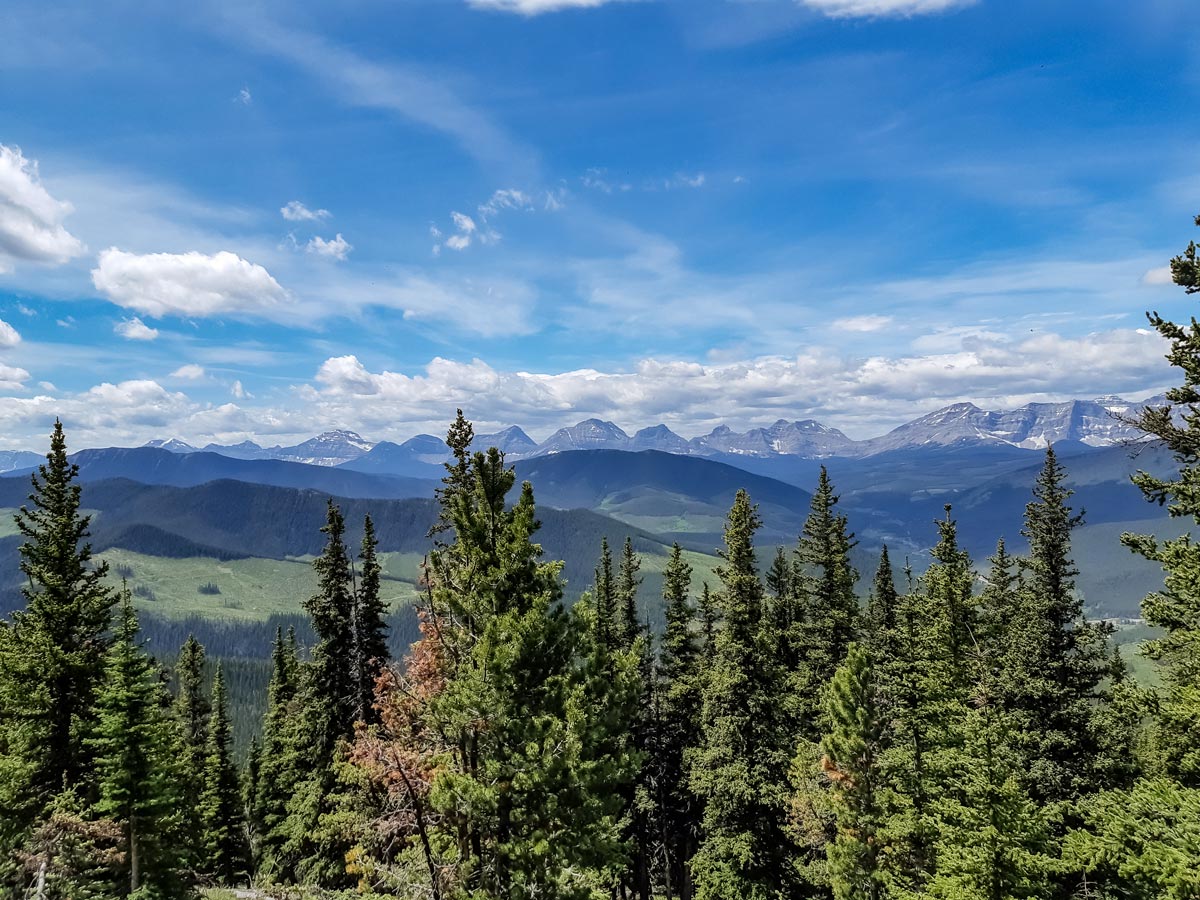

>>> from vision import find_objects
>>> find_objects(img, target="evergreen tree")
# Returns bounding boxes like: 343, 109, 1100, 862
252, 628, 301, 877
698, 581, 719, 660
976, 540, 1019, 654
926, 684, 1053, 900
0, 421, 116, 856
658, 543, 702, 900
689, 490, 794, 900
172, 635, 209, 867
618, 535, 644, 647
1000, 448, 1117, 805
822, 644, 887, 900
421, 441, 639, 898
199, 664, 249, 884
864, 546, 899, 661
304, 500, 358, 759
594, 536, 618, 653
353, 514, 388, 727
14, 790, 123, 900
88, 593, 184, 897
793, 466, 860, 731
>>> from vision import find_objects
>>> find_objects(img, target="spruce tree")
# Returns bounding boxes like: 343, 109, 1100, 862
353, 514, 388, 727
172, 634, 209, 867
199, 664, 249, 884
689, 490, 793, 900
252, 628, 301, 877
304, 500, 358, 758
594, 536, 617, 653
822, 644, 886, 900
88, 593, 183, 897
1000, 448, 1116, 805
793, 466, 860, 731
617, 535, 644, 647
658, 543, 702, 900
864, 546, 899, 661
0, 421, 116, 855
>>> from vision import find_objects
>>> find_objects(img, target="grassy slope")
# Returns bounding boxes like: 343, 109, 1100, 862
97, 545, 724, 628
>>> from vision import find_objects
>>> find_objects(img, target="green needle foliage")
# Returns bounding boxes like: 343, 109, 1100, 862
353, 514, 389, 727
689, 489, 794, 900
199, 664, 249, 884
89, 593, 184, 898
0, 421, 116, 864
172, 634, 209, 867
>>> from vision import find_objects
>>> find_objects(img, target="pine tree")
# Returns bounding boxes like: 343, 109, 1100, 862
0, 421, 116, 856
822, 644, 886, 900
353, 514, 388, 727
689, 490, 794, 900
926, 684, 1053, 900
421, 440, 639, 898
199, 664, 249, 884
88, 593, 184, 897
698, 581, 718, 660
658, 543, 702, 900
976, 539, 1019, 654
172, 634, 209, 867
252, 628, 301, 877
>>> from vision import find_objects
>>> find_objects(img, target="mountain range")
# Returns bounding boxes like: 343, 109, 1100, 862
129, 395, 1161, 475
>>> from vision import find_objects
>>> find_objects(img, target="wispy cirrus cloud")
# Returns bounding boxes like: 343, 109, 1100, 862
797, 0, 976, 18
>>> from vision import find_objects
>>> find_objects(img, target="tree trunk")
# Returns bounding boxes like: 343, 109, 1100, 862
130, 818, 141, 895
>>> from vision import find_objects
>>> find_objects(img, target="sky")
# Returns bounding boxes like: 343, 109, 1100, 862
0, 0, 1198, 450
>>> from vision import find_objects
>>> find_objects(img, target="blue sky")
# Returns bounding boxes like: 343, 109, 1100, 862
0, 0, 1197, 449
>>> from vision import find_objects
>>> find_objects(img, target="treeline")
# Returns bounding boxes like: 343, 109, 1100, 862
4, 226, 1200, 897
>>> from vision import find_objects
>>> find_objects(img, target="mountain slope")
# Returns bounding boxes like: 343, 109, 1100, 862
5, 447, 435, 499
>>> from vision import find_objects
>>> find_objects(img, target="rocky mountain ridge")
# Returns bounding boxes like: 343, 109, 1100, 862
138, 395, 1162, 468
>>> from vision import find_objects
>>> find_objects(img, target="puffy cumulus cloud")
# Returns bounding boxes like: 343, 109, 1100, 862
281, 200, 330, 222
0, 319, 21, 348
834, 314, 892, 333
170, 364, 206, 380
0, 144, 86, 272
91, 249, 289, 318
0, 364, 30, 391
468, 0, 625, 12
306, 233, 352, 261
114, 316, 159, 341
301, 327, 1171, 440
797, 0, 975, 17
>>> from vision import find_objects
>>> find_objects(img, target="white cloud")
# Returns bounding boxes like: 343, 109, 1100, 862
451, 212, 476, 233
91, 248, 289, 318
231, 380, 251, 399
170, 364, 206, 380
797, 0, 975, 18
235, 86, 253, 105
833, 314, 892, 333
467, 0, 627, 13
0, 364, 30, 391
479, 189, 534, 220
442, 212, 478, 251
306, 233, 352, 261
0, 319, 21, 348
302, 327, 1170, 440
114, 316, 159, 341
0, 144, 85, 272
281, 200, 330, 222
1142, 265, 1174, 286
